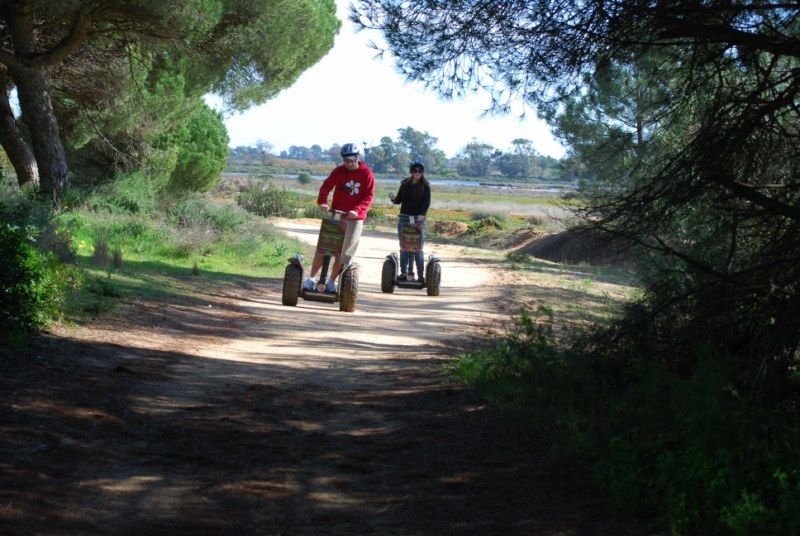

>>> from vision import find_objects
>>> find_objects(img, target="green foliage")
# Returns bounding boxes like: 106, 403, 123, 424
206, 0, 340, 110
449, 307, 591, 438
0, 202, 68, 344
44, 0, 339, 199
457, 140, 496, 177
454, 311, 800, 534
397, 126, 447, 172
297, 171, 312, 185
168, 103, 230, 192
367, 204, 388, 219
84, 172, 158, 214
67, 190, 307, 285
164, 196, 248, 234
363, 135, 410, 173
465, 215, 507, 233
60, 48, 191, 188
236, 181, 307, 218
594, 353, 800, 534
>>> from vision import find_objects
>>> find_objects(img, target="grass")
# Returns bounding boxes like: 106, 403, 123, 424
58, 195, 311, 322
502, 251, 639, 338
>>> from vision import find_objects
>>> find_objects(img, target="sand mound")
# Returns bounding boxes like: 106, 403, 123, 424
430, 220, 469, 237
517, 228, 635, 266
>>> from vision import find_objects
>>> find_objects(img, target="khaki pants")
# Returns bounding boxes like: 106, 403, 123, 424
338, 219, 363, 266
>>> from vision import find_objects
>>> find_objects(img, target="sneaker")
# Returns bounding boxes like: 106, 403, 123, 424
325, 279, 337, 293
397, 274, 408, 281
417, 276, 425, 284
303, 277, 315, 291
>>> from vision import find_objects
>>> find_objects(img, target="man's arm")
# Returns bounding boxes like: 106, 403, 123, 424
317, 170, 337, 205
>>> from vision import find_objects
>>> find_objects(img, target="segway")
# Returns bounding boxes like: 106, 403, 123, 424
381, 215, 441, 296
282, 209, 359, 312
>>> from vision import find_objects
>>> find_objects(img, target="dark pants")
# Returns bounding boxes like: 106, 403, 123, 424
400, 250, 424, 277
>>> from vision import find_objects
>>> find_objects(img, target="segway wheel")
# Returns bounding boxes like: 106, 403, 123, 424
426, 261, 441, 296
282, 264, 302, 306
381, 258, 395, 293
339, 267, 359, 312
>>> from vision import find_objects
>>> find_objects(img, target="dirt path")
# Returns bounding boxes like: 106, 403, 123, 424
0, 221, 643, 535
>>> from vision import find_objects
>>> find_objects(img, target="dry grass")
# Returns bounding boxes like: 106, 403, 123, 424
504, 254, 638, 341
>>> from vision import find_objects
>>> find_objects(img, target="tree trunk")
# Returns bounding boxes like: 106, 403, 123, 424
0, 80, 39, 188
8, 1, 69, 202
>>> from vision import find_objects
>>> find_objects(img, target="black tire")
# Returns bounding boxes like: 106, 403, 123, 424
381, 258, 395, 293
426, 261, 441, 296
339, 267, 359, 312
282, 264, 301, 306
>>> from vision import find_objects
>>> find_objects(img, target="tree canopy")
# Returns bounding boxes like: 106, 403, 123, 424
353, 1, 800, 388
0, 0, 340, 198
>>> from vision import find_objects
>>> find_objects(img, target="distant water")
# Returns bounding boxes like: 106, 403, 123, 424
224, 171, 569, 194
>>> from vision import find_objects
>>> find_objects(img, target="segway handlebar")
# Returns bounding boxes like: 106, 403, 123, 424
321, 207, 348, 222
399, 214, 426, 225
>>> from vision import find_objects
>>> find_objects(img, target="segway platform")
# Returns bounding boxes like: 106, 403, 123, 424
300, 287, 337, 303
395, 278, 425, 290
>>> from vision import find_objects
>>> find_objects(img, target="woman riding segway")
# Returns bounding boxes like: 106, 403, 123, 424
389, 161, 431, 282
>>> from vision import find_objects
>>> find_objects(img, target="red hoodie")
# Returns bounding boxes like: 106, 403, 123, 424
316, 161, 375, 220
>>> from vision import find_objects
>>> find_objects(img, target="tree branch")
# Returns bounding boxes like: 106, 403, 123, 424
653, 14, 800, 59
27, 11, 93, 68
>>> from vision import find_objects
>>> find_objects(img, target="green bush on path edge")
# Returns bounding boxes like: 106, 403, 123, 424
451, 308, 800, 534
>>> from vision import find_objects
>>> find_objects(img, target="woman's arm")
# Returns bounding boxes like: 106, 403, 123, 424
420, 184, 431, 215
390, 182, 404, 204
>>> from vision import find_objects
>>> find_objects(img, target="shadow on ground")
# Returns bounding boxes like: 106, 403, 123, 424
0, 334, 646, 535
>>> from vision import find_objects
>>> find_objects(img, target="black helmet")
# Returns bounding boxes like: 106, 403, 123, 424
409, 160, 424, 172
340, 143, 360, 158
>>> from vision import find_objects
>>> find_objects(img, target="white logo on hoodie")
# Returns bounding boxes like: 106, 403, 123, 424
345, 180, 360, 196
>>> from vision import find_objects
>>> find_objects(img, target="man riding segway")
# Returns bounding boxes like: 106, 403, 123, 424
303, 143, 375, 293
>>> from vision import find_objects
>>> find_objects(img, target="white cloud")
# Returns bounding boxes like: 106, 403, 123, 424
210, 1, 565, 159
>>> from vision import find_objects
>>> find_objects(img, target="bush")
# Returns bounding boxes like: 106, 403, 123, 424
165, 196, 248, 234
236, 182, 305, 218
0, 220, 67, 344
453, 309, 800, 534
465, 215, 507, 234
168, 103, 230, 192
86, 171, 157, 214
297, 171, 312, 184
593, 352, 800, 534
367, 204, 388, 219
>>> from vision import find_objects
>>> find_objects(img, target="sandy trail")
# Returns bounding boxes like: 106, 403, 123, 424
0, 220, 642, 535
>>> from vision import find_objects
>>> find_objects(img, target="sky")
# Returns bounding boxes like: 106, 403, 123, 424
209, 1, 565, 160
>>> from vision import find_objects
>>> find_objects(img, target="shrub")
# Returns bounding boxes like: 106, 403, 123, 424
0, 221, 67, 343
165, 196, 247, 234
465, 215, 507, 234
168, 103, 230, 192
455, 307, 800, 533
297, 171, 312, 184
237, 182, 304, 218
300, 203, 327, 218
367, 204, 387, 219
86, 171, 157, 214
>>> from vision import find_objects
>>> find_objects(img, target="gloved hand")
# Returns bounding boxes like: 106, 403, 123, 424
346, 210, 358, 220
